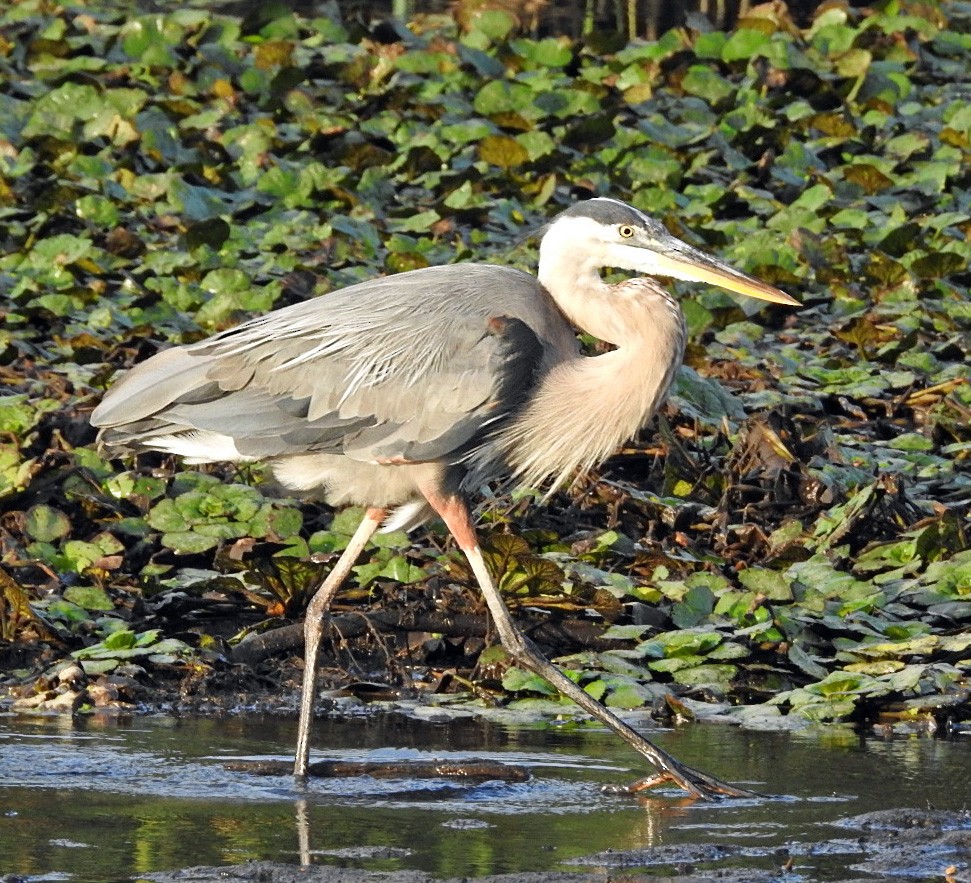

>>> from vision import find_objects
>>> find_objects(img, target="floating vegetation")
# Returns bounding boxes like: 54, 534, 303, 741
1, 0, 968, 734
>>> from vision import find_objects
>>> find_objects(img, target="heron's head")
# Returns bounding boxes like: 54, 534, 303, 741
539, 197, 799, 307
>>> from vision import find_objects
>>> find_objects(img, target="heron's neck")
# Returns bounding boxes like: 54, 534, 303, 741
539, 247, 628, 345
491, 277, 686, 493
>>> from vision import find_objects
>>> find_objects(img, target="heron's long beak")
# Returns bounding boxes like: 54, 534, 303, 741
649, 242, 801, 307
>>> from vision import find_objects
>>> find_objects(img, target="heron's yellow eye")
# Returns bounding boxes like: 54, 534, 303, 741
619, 225, 635, 238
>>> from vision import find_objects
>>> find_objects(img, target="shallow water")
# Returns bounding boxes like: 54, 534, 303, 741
0, 710, 967, 881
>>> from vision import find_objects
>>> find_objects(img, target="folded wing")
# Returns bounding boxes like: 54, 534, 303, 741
92, 264, 562, 468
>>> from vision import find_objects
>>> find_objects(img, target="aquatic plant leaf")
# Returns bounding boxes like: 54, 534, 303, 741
671, 585, 715, 628
62, 586, 114, 612
104, 630, 137, 651
148, 500, 189, 533
160, 531, 220, 554
601, 624, 652, 641
502, 667, 555, 696
465, 8, 517, 42
25, 505, 72, 543
788, 642, 829, 680
737, 568, 793, 601
672, 664, 737, 688
721, 29, 772, 62
671, 367, 746, 425
637, 629, 723, 659
353, 554, 425, 587
603, 682, 655, 708
478, 135, 529, 168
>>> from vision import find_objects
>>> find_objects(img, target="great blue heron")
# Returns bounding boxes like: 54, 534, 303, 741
91, 197, 799, 799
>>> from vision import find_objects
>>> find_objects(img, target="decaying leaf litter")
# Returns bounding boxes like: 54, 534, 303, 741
0, 0, 969, 746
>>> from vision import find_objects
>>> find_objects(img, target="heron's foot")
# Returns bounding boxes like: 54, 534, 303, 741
602, 767, 761, 800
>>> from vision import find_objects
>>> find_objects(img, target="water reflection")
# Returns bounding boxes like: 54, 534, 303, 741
0, 711, 966, 880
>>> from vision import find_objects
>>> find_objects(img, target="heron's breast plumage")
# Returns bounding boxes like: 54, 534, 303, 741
474, 278, 686, 494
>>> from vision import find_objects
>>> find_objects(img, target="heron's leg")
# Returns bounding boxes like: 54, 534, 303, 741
424, 491, 756, 800
295, 506, 387, 779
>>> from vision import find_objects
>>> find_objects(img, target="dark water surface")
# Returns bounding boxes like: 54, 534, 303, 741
0, 710, 966, 881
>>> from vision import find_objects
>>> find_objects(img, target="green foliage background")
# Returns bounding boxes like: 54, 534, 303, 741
1, 0, 969, 729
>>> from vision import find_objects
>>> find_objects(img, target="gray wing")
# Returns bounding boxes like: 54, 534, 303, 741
92, 264, 576, 465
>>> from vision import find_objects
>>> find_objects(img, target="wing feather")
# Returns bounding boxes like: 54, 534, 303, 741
92, 264, 572, 469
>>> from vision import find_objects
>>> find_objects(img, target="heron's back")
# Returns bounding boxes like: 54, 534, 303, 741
91, 263, 578, 512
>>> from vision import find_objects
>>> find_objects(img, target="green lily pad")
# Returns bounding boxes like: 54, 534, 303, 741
25, 505, 72, 543
62, 586, 114, 612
